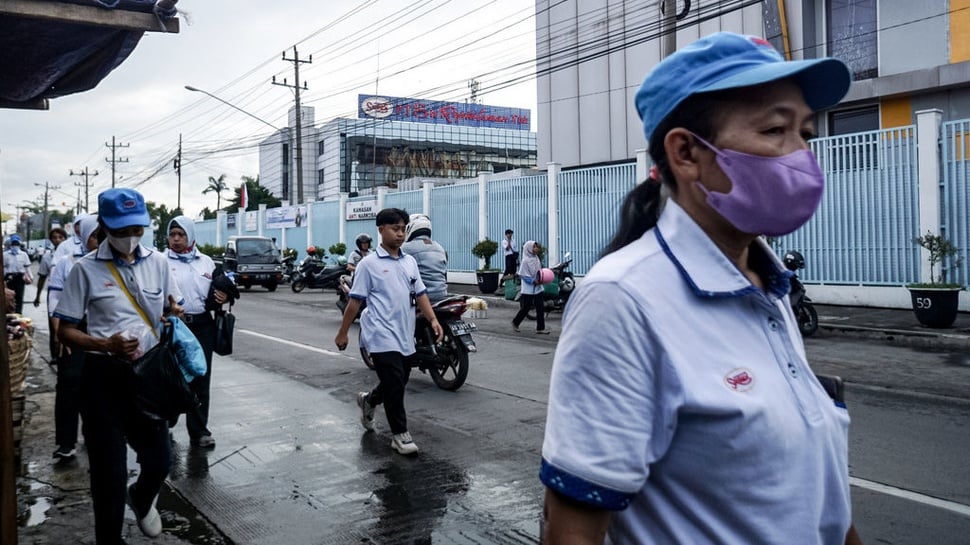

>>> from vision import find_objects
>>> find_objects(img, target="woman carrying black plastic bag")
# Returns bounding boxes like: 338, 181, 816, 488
56, 188, 184, 545
165, 215, 236, 449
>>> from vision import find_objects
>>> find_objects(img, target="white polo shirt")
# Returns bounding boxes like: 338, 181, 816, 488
350, 245, 427, 356
3, 248, 30, 274
47, 243, 89, 317
167, 249, 215, 315
54, 242, 182, 349
541, 200, 851, 545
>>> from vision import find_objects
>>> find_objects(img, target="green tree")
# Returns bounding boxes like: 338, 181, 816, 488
199, 207, 216, 221
145, 201, 182, 250
202, 174, 229, 211
224, 175, 281, 211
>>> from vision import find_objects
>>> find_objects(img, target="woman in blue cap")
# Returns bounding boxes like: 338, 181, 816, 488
56, 188, 183, 544
540, 33, 861, 544
3, 234, 33, 313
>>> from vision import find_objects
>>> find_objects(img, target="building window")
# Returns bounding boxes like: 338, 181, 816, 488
827, 0, 878, 80
281, 143, 290, 201
318, 168, 324, 186
829, 105, 880, 135
318, 140, 325, 156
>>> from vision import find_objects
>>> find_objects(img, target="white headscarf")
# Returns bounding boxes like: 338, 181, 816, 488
167, 215, 198, 260
517, 240, 541, 280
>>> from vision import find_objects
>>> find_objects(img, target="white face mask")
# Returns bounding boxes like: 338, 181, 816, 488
107, 235, 140, 255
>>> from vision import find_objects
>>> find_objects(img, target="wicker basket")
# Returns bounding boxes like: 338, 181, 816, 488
7, 334, 32, 398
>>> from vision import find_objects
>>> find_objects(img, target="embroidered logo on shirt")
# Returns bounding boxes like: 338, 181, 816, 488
104, 281, 116, 288
724, 368, 754, 392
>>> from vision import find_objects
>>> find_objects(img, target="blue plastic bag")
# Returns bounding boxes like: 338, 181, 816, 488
169, 317, 207, 382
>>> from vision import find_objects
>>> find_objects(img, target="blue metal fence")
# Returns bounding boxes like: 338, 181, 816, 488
386, 189, 423, 214
558, 164, 636, 274
486, 175, 548, 264
781, 127, 920, 285
431, 183, 479, 271
942, 119, 970, 287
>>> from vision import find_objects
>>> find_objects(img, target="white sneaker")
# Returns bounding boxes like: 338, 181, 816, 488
357, 392, 375, 432
127, 484, 162, 537
390, 432, 419, 455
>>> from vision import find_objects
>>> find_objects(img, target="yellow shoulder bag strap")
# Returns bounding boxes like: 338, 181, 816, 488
106, 261, 159, 339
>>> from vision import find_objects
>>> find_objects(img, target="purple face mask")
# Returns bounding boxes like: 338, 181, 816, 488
692, 133, 825, 236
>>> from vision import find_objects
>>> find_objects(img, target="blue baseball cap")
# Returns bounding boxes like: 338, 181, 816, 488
9, 234, 21, 244
98, 188, 150, 230
635, 32, 852, 144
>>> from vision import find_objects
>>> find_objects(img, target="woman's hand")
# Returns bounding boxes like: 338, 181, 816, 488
166, 294, 184, 320
213, 289, 228, 305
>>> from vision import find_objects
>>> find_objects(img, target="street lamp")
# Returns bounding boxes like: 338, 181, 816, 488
184, 85, 296, 204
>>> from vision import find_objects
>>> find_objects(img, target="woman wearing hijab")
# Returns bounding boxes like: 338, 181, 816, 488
166, 215, 228, 449
511, 240, 549, 334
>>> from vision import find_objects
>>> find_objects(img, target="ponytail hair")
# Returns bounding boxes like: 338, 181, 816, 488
602, 93, 723, 256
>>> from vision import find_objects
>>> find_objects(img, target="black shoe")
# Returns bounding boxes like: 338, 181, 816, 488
52, 446, 76, 461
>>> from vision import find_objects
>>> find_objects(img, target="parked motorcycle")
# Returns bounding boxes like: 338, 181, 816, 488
783, 250, 818, 337
359, 295, 477, 391
527, 251, 576, 320
281, 254, 296, 283
291, 254, 347, 293
335, 273, 365, 319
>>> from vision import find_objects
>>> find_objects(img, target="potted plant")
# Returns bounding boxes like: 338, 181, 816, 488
907, 231, 964, 328
471, 238, 500, 294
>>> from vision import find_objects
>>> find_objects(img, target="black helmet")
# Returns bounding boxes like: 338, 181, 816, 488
783, 250, 805, 271
355, 233, 372, 251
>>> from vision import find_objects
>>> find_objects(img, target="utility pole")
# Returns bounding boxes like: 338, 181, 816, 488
273, 46, 311, 204
174, 133, 182, 211
661, 0, 677, 58
35, 181, 58, 243
69, 167, 99, 212
105, 136, 130, 187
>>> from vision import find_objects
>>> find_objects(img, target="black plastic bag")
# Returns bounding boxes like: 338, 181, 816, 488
214, 308, 235, 356
128, 325, 199, 421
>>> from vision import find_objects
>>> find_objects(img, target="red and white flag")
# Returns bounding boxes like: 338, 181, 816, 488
240, 183, 249, 210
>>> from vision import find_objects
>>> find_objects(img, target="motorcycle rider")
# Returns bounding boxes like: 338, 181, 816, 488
401, 214, 448, 302
347, 233, 373, 273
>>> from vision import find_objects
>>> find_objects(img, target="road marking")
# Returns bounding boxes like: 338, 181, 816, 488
850, 476, 970, 517
238, 328, 356, 360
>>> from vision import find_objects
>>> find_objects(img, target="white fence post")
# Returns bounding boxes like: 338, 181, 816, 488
422, 182, 433, 215
916, 109, 943, 283
257, 203, 267, 236
377, 187, 387, 210
339, 193, 348, 244
636, 149, 649, 184
237, 208, 243, 236
477, 173, 489, 268
306, 201, 314, 248
216, 210, 225, 246
547, 162, 561, 267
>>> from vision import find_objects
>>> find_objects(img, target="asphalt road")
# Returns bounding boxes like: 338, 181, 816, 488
210, 286, 970, 544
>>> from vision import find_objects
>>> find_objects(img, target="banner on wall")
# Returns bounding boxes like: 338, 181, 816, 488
346, 199, 378, 221
266, 205, 307, 229
245, 211, 258, 231
226, 213, 237, 230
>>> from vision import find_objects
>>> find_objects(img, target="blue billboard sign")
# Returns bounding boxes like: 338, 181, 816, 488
358, 95, 530, 131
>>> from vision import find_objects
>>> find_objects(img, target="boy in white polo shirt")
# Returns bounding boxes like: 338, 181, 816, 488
335, 208, 443, 455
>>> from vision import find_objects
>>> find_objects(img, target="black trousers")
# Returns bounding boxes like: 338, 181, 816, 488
81, 353, 172, 545
54, 347, 83, 450
503, 253, 518, 276
6, 273, 25, 314
366, 351, 412, 435
513, 293, 546, 331
175, 314, 215, 441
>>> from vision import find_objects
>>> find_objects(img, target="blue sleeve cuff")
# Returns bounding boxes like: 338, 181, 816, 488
540, 458, 635, 511
414, 288, 428, 297
52, 312, 82, 324
349, 294, 367, 301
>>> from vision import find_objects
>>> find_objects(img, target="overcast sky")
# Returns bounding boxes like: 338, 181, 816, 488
1, 0, 537, 232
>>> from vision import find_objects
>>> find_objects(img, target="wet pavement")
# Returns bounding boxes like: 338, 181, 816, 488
13, 282, 970, 544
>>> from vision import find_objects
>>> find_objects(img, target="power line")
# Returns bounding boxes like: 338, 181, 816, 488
105, 136, 130, 188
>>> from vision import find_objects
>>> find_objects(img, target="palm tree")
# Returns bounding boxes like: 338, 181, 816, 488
202, 174, 228, 211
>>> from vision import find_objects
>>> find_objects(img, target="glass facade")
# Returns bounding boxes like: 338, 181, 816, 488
827, 0, 878, 80
326, 118, 536, 196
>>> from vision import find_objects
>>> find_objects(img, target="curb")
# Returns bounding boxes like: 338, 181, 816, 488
819, 323, 970, 349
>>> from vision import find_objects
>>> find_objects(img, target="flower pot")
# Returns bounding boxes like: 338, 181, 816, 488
908, 287, 961, 328
476, 271, 500, 294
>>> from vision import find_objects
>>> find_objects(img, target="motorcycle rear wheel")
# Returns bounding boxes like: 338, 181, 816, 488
428, 331, 469, 391
291, 279, 306, 293
798, 303, 819, 337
